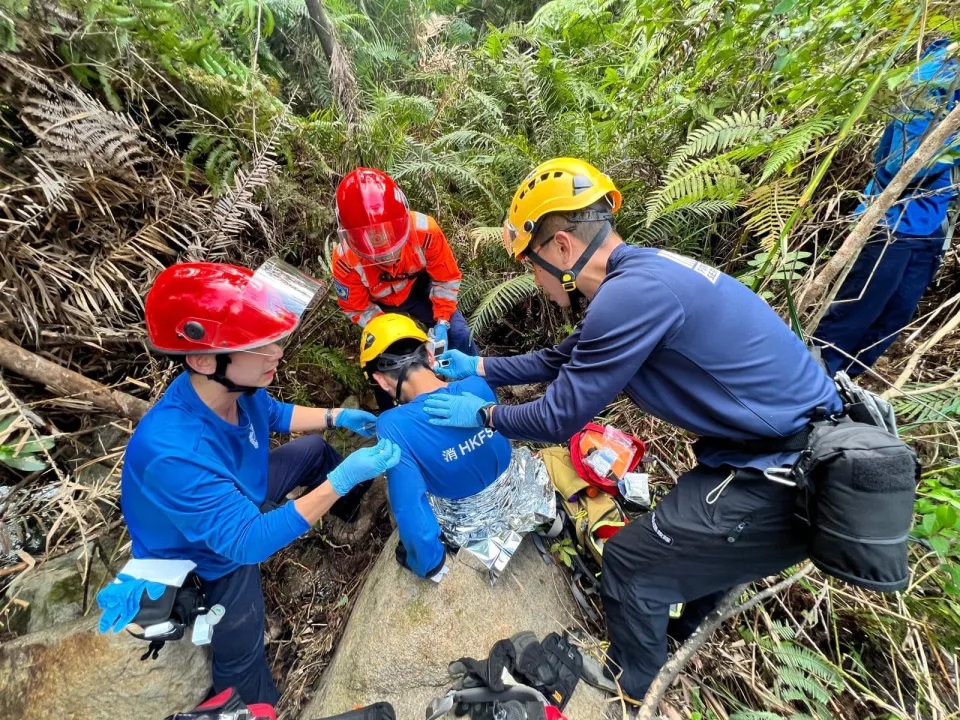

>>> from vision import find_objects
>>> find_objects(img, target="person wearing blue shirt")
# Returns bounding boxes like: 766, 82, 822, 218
357, 313, 512, 578
815, 39, 959, 376
423, 158, 842, 703
118, 260, 400, 708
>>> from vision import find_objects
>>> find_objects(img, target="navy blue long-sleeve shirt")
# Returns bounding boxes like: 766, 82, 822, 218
485, 245, 842, 470
121, 372, 309, 580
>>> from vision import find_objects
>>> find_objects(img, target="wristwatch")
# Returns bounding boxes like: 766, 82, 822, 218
476, 403, 496, 429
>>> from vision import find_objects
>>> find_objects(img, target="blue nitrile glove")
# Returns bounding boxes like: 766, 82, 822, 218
334, 408, 378, 438
96, 573, 166, 634
328, 438, 402, 496
431, 321, 449, 348
433, 350, 479, 380
424, 392, 490, 429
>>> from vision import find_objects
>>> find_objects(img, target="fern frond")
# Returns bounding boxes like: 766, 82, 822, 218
469, 226, 504, 254
468, 274, 538, 334
392, 157, 499, 207
664, 110, 778, 179
759, 117, 836, 183
1, 55, 152, 181
741, 177, 802, 252
204, 109, 287, 255
776, 667, 833, 706
891, 385, 960, 425
770, 645, 843, 689
646, 158, 745, 224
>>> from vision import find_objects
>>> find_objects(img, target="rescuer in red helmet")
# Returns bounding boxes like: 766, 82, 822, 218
115, 258, 400, 708
332, 168, 477, 408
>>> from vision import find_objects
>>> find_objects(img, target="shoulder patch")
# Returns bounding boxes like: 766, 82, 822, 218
414, 212, 429, 231
334, 280, 350, 300
657, 250, 720, 284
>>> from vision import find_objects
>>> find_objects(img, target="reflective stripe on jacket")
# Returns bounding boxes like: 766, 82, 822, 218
333, 211, 463, 327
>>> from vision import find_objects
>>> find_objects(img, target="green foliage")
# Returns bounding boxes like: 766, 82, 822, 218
753, 633, 844, 719
464, 274, 539, 335
295, 345, 366, 394
0, 416, 54, 473
892, 386, 960, 426
739, 251, 812, 300
914, 468, 960, 579
550, 537, 576, 568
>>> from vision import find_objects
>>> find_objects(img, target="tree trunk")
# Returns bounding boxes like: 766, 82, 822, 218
800, 102, 960, 330
0, 336, 150, 421
304, 0, 360, 126
304, 0, 336, 64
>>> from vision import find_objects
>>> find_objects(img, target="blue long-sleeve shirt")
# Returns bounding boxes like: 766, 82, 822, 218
485, 245, 842, 470
376, 375, 512, 577
858, 40, 960, 243
121, 372, 309, 581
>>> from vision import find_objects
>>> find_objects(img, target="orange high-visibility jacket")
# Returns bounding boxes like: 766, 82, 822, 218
332, 211, 463, 328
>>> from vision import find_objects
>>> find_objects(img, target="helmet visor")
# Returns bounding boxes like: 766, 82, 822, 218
251, 258, 324, 319
184, 258, 322, 352
503, 221, 535, 262
338, 215, 410, 262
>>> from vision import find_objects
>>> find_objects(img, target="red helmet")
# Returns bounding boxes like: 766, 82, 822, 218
335, 168, 410, 262
145, 259, 322, 354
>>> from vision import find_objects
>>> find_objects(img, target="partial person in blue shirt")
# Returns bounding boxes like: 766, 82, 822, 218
815, 39, 959, 376
423, 158, 842, 703
118, 260, 400, 708
357, 313, 512, 578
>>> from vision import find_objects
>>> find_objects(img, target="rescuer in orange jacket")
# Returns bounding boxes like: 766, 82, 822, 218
333, 168, 477, 407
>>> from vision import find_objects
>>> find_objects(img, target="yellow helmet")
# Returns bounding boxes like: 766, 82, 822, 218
359, 313, 428, 370
502, 158, 622, 260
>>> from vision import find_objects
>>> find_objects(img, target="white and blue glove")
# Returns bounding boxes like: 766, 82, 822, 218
334, 408, 378, 438
433, 350, 480, 380
328, 438, 402, 496
430, 322, 450, 354
96, 573, 167, 633
424, 392, 490, 429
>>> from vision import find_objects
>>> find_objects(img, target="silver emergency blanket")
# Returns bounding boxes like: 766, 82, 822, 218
427, 446, 556, 583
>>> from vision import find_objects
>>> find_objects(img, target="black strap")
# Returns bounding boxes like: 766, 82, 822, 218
693, 425, 813, 457
140, 639, 165, 661
527, 222, 611, 292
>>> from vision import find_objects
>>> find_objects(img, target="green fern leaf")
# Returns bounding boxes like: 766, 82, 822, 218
665, 110, 778, 179
741, 177, 802, 252
891, 385, 960, 425
468, 274, 538, 334
760, 118, 836, 184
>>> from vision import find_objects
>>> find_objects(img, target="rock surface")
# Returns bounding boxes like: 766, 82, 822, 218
302, 532, 611, 720
0, 615, 211, 720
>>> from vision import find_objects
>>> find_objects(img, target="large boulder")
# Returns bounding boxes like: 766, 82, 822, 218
0, 615, 211, 720
5, 545, 112, 635
302, 532, 611, 720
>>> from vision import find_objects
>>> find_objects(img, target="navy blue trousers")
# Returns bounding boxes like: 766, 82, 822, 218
200, 435, 344, 706
814, 234, 944, 377
374, 273, 477, 409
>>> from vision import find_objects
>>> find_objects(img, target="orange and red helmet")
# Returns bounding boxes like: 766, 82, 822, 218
335, 168, 410, 262
145, 259, 322, 354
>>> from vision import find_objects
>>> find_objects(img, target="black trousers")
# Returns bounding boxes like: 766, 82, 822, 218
599, 464, 808, 701
201, 435, 358, 707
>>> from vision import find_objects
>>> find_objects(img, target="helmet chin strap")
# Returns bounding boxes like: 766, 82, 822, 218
526, 221, 611, 293
207, 355, 259, 395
